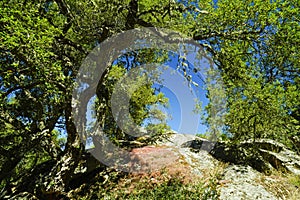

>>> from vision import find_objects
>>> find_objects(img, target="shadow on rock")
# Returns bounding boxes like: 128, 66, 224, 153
181, 138, 300, 175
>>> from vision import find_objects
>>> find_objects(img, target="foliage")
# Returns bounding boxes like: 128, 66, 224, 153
0, 0, 299, 199
94, 61, 170, 147
193, 0, 300, 149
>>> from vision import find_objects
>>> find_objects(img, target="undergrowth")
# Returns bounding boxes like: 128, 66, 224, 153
257, 169, 300, 200
70, 164, 225, 200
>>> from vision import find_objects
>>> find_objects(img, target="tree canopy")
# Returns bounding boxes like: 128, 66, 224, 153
0, 0, 299, 199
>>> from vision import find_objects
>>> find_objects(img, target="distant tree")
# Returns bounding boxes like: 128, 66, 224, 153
94, 58, 170, 148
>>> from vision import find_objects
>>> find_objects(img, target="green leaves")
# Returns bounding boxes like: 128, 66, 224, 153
190, 0, 300, 147
95, 56, 170, 146
1, 0, 299, 198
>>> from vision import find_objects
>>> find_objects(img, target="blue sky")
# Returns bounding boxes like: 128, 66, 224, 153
148, 54, 210, 135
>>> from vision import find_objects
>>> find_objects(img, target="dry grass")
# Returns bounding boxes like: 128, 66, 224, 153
107, 161, 227, 199
256, 169, 300, 199
70, 145, 229, 199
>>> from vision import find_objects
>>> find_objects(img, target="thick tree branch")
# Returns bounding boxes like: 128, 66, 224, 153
126, 0, 138, 29
54, 0, 75, 34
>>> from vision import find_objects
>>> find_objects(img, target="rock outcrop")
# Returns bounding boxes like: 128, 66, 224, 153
180, 136, 300, 175
219, 165, 277, 200
158, 134, 283, 199
81, 133, 300, 199
156, 133, 300, 199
